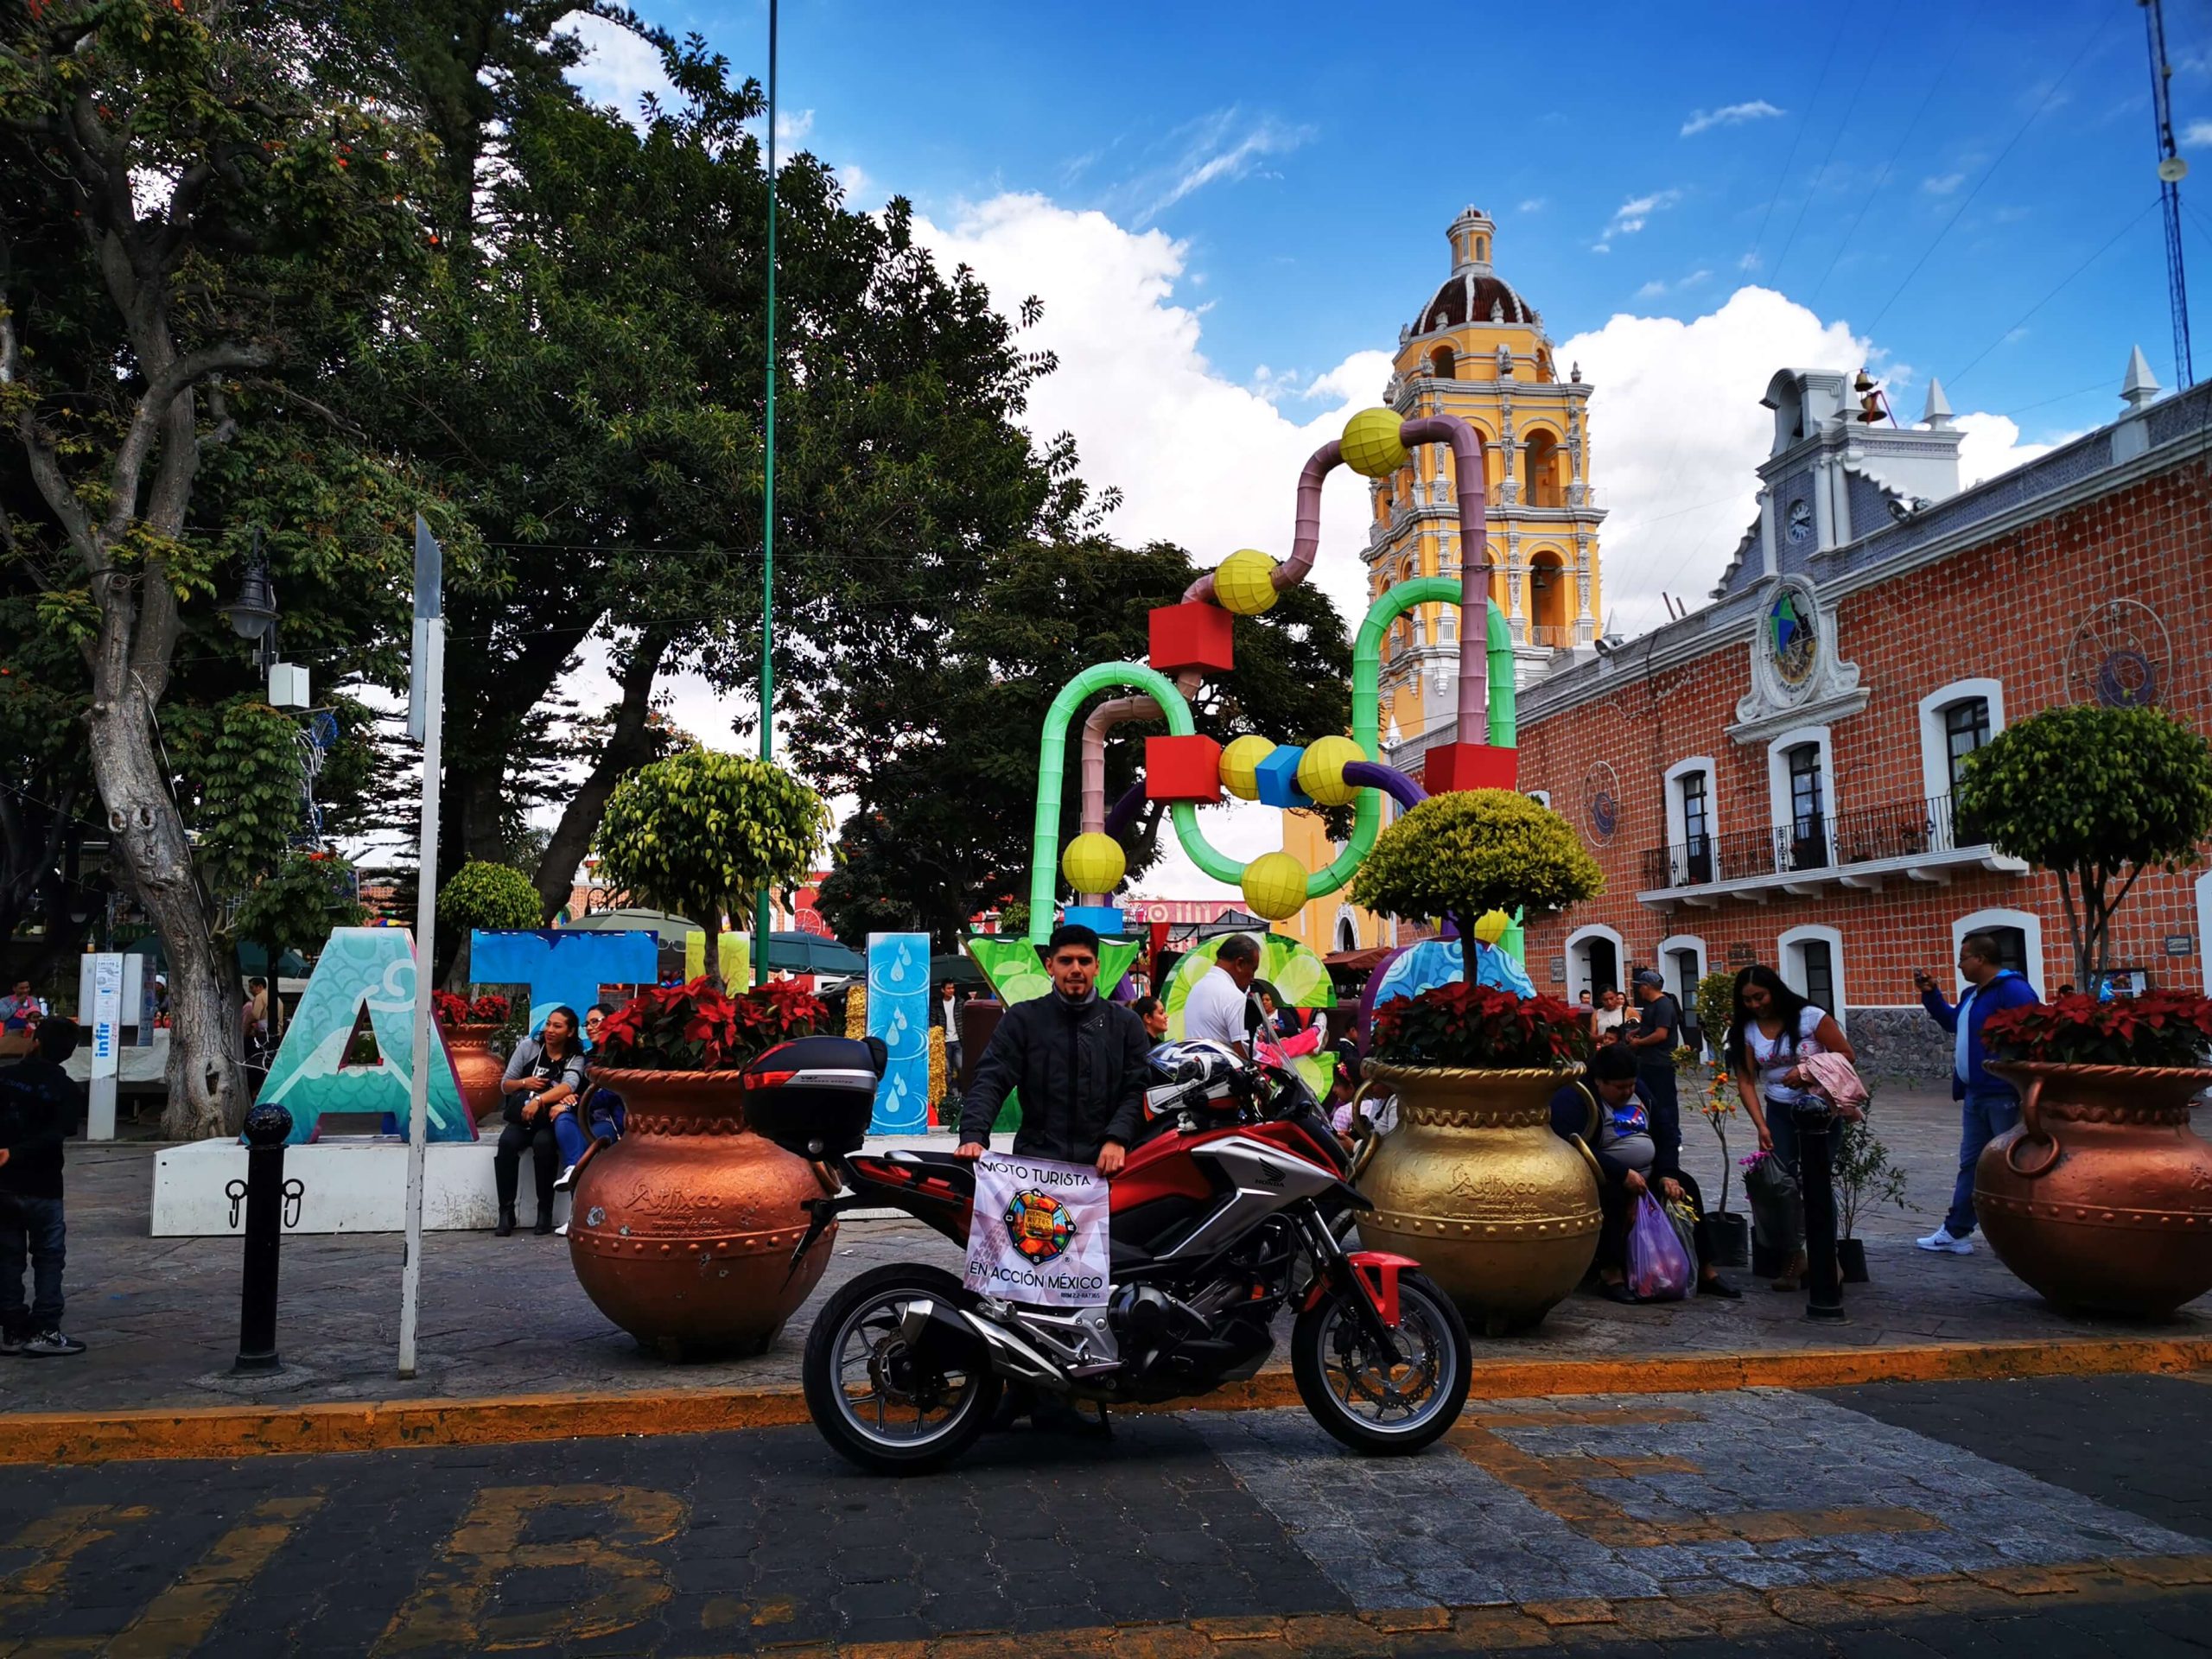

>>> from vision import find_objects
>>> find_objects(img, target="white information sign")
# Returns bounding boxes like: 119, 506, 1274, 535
963, 1153, 1112, 1308
90, 953, 123, 1077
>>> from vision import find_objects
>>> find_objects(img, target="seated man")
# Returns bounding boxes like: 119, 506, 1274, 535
1550, 1044, 1738, 1302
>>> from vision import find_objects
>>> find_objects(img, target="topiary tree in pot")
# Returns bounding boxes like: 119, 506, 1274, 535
595, 750, 830, 988
1348, 790, 1606, 1333
435, 860, 545, 990
1957, 703, 2212, 990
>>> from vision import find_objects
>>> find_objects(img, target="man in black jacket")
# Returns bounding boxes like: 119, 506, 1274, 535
955, 924, 1150, 1175
0, 1015, 86, 1356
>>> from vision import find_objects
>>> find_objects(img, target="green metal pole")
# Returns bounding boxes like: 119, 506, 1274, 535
753, 0, 779, 989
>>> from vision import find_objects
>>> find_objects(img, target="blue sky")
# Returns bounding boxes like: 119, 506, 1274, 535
570, 1, 2212, 893
606, 0, 2212, 434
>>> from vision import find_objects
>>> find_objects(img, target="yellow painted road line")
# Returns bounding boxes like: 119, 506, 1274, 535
105, 1494, 324, 1659
0, 1335, 2204, 1465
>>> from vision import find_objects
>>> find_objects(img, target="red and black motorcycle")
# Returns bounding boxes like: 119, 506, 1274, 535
747, 1036, 1472, 1474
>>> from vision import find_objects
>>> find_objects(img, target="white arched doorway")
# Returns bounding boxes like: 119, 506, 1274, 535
1566, 925, 1624, 1003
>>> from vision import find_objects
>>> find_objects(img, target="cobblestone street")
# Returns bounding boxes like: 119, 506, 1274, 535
1, 1375, 2208, 1656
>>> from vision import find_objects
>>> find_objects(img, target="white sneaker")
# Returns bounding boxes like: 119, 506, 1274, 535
553, 1163, 578, 1192
1916, 1227, 1973, 1255
553, 1221, 569, 1237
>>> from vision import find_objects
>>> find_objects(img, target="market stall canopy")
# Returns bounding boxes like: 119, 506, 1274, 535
930, 955, 988, 989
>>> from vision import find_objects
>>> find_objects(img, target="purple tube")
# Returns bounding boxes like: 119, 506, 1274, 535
1343, 760, 1427, 812
1103, 779, 1147, 839
1397, 413, 1490, 741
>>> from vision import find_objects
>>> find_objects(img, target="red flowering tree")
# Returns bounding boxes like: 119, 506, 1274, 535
593, 978, 826, 1072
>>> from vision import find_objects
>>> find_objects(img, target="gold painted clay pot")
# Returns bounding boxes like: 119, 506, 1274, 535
568, 1069, 836, 1360
1976, 1062, 2212, 1318
1357, 1064, 1600, 1335
442, 1024, 505, 1127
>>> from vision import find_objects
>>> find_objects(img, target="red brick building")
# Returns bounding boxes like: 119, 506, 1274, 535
1395, 360, 2212, 1080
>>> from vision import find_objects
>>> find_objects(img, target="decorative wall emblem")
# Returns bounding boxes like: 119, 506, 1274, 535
1729, 574, 1866, 745
1583, 761, 1620, 844
1767, 586, 1817, 686
2065, 598, 2170, 709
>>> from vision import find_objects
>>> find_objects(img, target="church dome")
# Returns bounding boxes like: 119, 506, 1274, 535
1412, 206, 1541, 335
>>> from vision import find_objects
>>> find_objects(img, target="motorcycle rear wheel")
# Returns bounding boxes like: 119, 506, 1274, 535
802, 1263, 1002, 1475
1291, 1268, 1471, 1455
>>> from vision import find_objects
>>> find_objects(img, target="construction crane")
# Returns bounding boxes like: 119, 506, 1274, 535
2144, 0, 2195, 388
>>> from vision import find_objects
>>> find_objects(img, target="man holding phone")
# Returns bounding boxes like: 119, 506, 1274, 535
1914, 934, 2039, 1255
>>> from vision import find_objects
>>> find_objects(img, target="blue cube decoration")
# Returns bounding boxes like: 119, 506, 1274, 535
1255, 744, 1313, 810
1062, 905, 1127, 938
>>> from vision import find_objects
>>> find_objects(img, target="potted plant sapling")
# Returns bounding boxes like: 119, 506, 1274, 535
569, 976, 837, 1358
1349, 789, 1605, 1332
1955, 703, 2212, 1315
1688, 967, 1750, 1265
1832, 1117, 1905, 1284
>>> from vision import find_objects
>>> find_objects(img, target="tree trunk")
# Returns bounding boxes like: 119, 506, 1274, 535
699, 910, 721, 990
85, 687, 240, 1140
531, 629, 669, 922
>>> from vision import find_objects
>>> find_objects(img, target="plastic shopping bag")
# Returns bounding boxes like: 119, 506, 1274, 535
1743, 1149, 1803, 1258
1625, 1192, 1694, 1302
1664, 1198, 1700, 1296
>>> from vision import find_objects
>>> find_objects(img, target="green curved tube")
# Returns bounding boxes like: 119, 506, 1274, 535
1028, 662, 1194, 943
1166, 579, 1516, 901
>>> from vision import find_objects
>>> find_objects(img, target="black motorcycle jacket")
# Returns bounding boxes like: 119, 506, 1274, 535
957, 989, 1150, 1160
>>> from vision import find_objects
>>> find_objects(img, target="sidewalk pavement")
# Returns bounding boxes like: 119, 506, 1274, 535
1, 1086, 2204, 1425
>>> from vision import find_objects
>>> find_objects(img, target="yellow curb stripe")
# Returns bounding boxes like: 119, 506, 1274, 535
3, 1334, 2205, 1465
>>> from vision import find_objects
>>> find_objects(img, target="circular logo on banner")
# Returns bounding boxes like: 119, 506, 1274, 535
1003, 1190, 1077, 1262
1583, 761, 1620, 844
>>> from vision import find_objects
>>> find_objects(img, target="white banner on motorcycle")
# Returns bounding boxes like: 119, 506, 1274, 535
963, 1154, 1111, 1307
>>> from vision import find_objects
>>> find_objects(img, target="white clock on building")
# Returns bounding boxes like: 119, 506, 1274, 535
1787, 499, 1813, 543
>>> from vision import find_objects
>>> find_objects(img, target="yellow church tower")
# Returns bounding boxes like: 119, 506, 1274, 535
1281, 207, 1604, 957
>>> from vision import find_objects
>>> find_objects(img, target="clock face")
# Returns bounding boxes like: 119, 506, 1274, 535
1787, 499, 1813, 543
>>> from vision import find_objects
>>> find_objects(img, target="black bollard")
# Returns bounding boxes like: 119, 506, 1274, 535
1797, 1106, 1847, 1323
234, 1101, 295, 1373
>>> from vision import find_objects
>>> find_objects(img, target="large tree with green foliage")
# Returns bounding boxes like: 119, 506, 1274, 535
803, 537, 1356, 948
1959, 703, 2212, 988
0, 0, 440, 1133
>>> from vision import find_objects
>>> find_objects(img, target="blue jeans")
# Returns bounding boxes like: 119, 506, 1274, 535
552, 1108, 617, 1168
0, 1193, 65, 1334
1767, 1102, 1836, 1245
1945, 1088, 2022, 1238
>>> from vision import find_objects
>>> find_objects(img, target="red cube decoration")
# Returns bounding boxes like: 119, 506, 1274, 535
1144, 734, 1224, 803
1147, 602, 1235, 675
1425, 742, 1519, 794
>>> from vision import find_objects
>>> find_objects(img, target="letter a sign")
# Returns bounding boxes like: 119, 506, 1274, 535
963, 1154, 1111, 1308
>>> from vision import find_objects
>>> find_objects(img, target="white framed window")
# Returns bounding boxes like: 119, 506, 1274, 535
1526, 789, 1554, 810
2198, 872, 2212, 996
1565, 924, 1624, 1002
1917, 677, 2005, 844
1777, 924, 1847, 1028
1950, 906, 2044, 998
1662, 756, 1718, 885
1764, 725, 1834, 873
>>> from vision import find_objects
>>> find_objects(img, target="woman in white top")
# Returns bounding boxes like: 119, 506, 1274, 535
1726, 965, 1854, 1293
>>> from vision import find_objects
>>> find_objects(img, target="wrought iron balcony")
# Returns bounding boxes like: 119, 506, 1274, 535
1636, 794, 2018, 907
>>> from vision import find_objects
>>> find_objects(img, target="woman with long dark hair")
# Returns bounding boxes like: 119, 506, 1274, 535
494, 1005, 587, 1236
1726, 965, 1854, 1292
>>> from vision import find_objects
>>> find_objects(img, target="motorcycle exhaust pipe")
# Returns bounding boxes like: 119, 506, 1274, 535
895, 1299, 1070, 1389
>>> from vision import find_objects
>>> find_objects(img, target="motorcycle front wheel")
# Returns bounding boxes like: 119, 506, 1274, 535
802, 1263, 1001, 1475
1291, 1267, 1471, 1455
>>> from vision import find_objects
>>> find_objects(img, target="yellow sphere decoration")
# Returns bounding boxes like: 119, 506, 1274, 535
1241, 852, 1310, 922
1471, 908, 1513, 946
1214, 548, 1281, 615
1220, 735, 1275, 801
1296, 734, 1366, 807
1061, 832, 1126, 894
1340, 407, 1410, 479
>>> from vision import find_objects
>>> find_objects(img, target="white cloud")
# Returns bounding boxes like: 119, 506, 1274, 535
1681, 100, 1784, 137
1637, 269, 1712, 298
1518, 197, 1548, 213
1605, 188, 1682, 238
1560, 287, 2053, 639
1636, 278, 1669, 299
1109, 110, 1312, 227
1954, 411, 2064, 486
2182, 118, 2212, 148
776, 108, 815, 147
908, 194, 1392, 896
561, 14, 676, 116
1922, 171, 1967, 194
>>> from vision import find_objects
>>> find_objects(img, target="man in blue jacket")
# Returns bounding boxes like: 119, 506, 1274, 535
1913, 931, 2040, 1255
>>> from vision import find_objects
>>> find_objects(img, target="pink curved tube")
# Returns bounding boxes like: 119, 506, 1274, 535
1183, 440, 1345, 605
1074, 668, 1203, 902
1397, 414, 1490, 739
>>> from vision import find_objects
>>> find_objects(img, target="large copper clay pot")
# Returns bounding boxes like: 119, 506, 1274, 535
568, 1069, 835, 1360
443, 1024, 505, 1126
1357, 1064, 1599, 1335
1976, 1061, 2212, 1318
